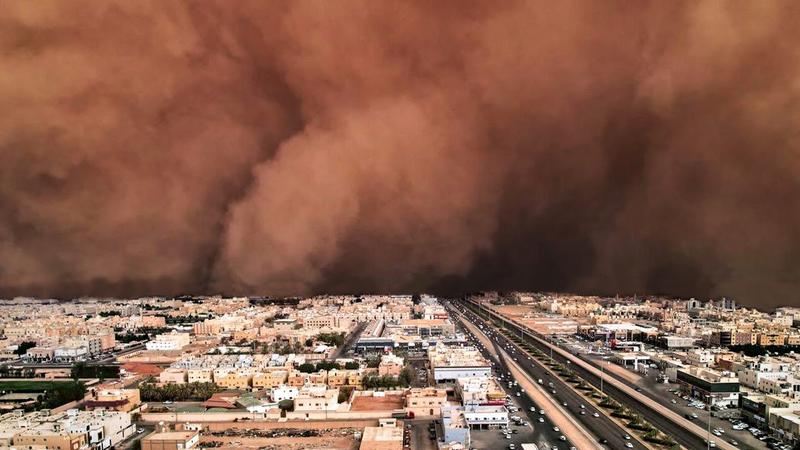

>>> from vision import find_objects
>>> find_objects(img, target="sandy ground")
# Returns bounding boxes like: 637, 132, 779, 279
456, 312, 602, 450
201, 435, 356, 450
490, 305, 537, 318
206, 420, 377, 431
350, 395, 405, 411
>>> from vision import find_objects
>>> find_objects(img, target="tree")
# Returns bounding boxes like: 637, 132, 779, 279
315, 361, 341, 372
344, 361, 360, 370
298, 363, 316, 373
278, 399, 294, 411
71, 362, 86, 380
14, 341, 36, 356
338, 386, 355, 403
398, 367, 413, 387
315, 332, 345, 347
139, 382, 219, 402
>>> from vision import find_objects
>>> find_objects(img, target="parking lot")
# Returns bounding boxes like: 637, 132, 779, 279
578, 344, 779, 450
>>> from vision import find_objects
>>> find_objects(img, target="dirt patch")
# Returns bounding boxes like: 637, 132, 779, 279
491, 305, 537, 318
350, 394, 405, 411
206, 419, 376, 431
201, 435, 356, 450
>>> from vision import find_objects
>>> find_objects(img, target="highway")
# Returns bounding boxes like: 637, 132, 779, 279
446, 301, 642, 450
450, 309, 580, 449
3, 343, 145, 369
463, 298, 736, 450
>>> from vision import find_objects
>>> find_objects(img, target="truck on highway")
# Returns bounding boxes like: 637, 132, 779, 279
521, 444, 539, 450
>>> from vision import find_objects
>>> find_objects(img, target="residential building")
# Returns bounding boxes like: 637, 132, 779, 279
359, 425, 403, 450
146, 332, 191, 351
141, 431, 200, 450
405, 388, 449, 416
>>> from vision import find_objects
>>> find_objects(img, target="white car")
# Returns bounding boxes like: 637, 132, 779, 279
530, 407, 536, 412
553, 427, 560, 432
625, 444, 634, 448
538, 417, 545, 423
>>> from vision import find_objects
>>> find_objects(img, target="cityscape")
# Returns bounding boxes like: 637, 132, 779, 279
4, 2, 800, 450
0, 294, 795, 450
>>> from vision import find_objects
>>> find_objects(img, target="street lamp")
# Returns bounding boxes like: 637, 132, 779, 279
706, 399, 712, 450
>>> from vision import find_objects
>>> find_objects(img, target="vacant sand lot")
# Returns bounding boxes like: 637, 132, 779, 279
350, 394, 404, 411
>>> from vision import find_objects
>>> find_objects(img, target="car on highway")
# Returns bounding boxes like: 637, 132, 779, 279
553, 427, 560, 432
625, 443, 634, 448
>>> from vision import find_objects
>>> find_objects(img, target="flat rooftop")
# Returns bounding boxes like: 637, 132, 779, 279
143, 431, 197, 441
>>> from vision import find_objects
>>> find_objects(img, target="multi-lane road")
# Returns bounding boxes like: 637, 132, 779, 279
450, 311, 574, 449
461, 298, 738, 450
446, 301, 644, 450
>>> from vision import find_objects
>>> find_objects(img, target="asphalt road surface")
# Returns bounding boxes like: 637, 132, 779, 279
453, 320, 572, 449
462, 298, 732, 450
448, 302, 644, 450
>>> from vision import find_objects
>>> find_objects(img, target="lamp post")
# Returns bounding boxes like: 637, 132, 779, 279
706, 398, 712, 450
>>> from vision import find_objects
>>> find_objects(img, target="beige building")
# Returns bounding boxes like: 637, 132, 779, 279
348, 370, 367, 387
214, 370, 252, 390
359, 426, 403, 450
406, 388, 449, 416
379, 353, 404, 377
293, 385, 339, 412
187, 368, 213, 384
85, 388, 141, 413
13, 430, 87, 450
159, 368, 188, 384
141, 431, 200, 450
252, 370, 288, 389
759, 333, 787, 346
